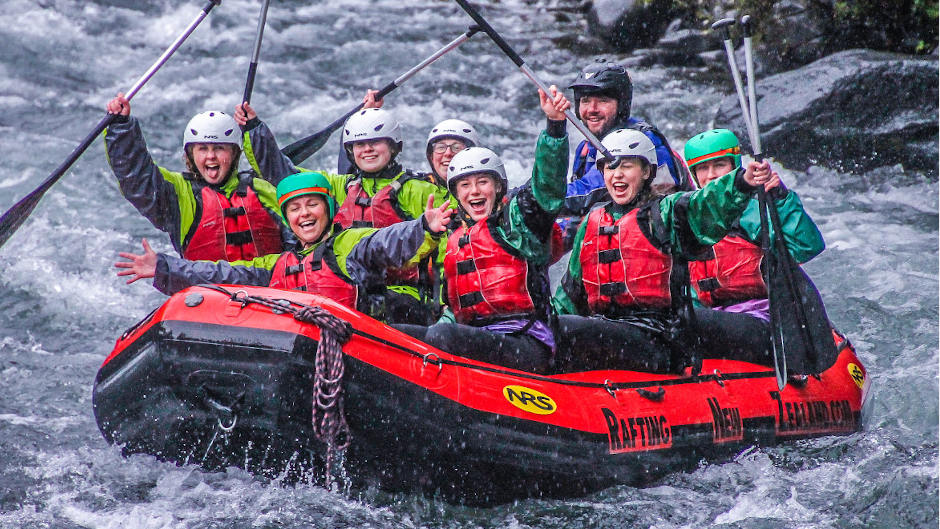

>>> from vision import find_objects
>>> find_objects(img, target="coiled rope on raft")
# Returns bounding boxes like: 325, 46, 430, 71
198, 285, 353, 484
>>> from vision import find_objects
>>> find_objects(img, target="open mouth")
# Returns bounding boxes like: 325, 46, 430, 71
610, 182, 631, 199
584, 114, 607, 126
297, 218, 320, 234
465, 197, 489, 217
203, 162, 221, 179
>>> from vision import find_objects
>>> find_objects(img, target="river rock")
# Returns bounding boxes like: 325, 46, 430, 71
714, 49, 939, 175
587, 0, 679, 50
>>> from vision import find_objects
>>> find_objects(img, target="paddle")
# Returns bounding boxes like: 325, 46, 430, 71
712, 16, 838, 388
452, 0, 621, 167
242, 0, 271, 105
0, 0, 223, 251
280, 26, 481, 165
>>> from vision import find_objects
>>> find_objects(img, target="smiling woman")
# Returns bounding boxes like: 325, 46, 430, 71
104, 96, 289, 262
236, 97, 455, 325
113, 171, 453, 323
553, 128, 783, 374
396, 86, 572, 374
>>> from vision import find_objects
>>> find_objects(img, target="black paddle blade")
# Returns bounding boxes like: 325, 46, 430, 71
767, 253, 839, 376
281, 127, 335, 165
0, 113, 116, 250
282, 103, 368, 165
0, 187, 47, 248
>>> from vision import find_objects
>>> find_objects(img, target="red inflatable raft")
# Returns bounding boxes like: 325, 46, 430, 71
93, 284, 871, 503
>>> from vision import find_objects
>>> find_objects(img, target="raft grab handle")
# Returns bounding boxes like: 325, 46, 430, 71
636, 386, 666, 401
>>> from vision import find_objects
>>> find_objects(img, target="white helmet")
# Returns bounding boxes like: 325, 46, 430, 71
342, 108, 402, 146
426, 119, 480, 150
446, 147, 507, 193
183, 111, 241, 149
598, 128, 658, 173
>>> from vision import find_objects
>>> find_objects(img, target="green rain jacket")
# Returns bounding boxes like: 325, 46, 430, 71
554, 168, 760, 316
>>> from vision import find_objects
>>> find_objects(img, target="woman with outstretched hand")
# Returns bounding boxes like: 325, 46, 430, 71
115, 172, 451, 323
682, 128, 825, 364
553, 128, 778, 373
399, 86, 570, 374
104, 94, 290, 262
235, 91, 451, 325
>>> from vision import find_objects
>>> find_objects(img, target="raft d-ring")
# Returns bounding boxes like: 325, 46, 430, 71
422, 352, 443, 375
712, 369, 725, 387
217, 414, 237, 433
603, 379, 617, 398
231, 289, 249, 307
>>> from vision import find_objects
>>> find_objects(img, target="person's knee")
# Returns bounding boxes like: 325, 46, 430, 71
424, 323, 460, 349
391, 323, 428, 341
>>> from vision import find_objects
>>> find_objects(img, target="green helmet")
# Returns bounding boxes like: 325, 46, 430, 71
276, 172, 336, 221
684, 129, 742, 184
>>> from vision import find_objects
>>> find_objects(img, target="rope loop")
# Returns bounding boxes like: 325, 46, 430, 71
290, 303, 354, 481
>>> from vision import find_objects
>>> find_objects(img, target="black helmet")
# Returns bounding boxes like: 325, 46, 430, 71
569, 59, 632, 123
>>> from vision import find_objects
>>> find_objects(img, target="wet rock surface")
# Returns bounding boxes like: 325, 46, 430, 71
714, 49, 939, 175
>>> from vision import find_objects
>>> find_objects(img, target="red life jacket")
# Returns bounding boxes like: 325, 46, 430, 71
580, 206, 673, 313
444, 218, 538, 325
333, 172, 422, 229
689, 235, 766, 306
333, 172, 425, 286
268, 242, 359, 310
183, 178, 283, 262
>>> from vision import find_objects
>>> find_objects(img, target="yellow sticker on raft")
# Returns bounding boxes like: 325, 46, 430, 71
503, 385, 557, 415
848, 363, 865, 389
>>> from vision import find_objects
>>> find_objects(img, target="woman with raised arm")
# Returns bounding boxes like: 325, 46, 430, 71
234, 92, 451, 325
105, 94, 289, 262
553, 128, 777, 373
402, 86, 570, 374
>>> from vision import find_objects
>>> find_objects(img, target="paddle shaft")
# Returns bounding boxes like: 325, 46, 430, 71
715, 15, 790, 388
452, 0, 616, 162
740, 17, 819, 372
0, 0, 221, 250
242, 0, 271, 105
716, 15, 826, 385
282, 26, 480, 164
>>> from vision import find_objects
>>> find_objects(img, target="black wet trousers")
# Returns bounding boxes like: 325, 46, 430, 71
392, 322, 553, 374
554, 315, 674, 373
692, 307, 772, 365
393, 309, 773, 375
379, 291, 435, 326
554, 309, 773, 374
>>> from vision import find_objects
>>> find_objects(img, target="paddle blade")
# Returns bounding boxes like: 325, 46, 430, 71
0, 113, 116, 250
281, 128, 334, 165
0, 186, 47, 248
767, 253, 839, 376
